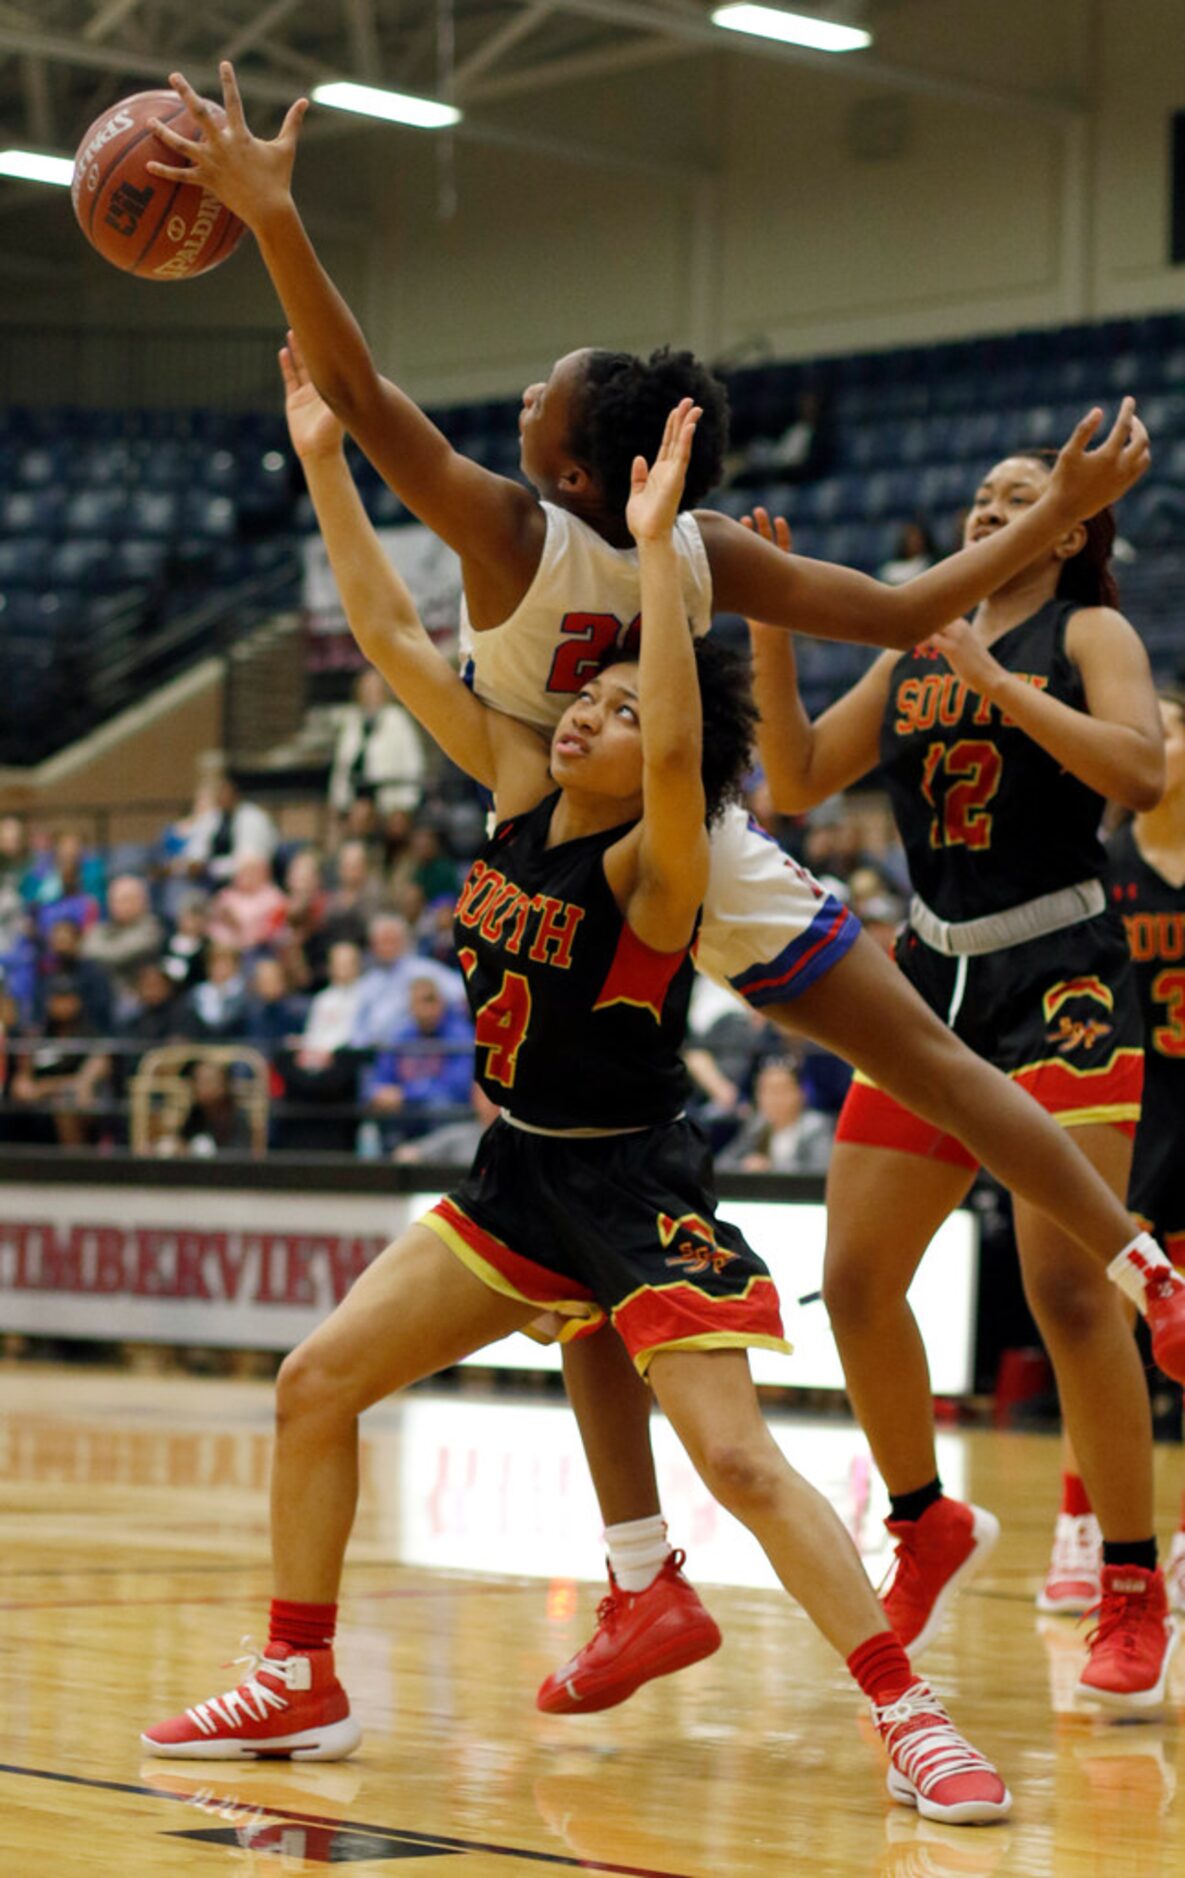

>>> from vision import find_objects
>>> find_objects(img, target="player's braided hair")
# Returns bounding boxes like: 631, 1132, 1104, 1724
569, 347, 730, 516
600, 633, 758, 827
1014, 447, 1120, 610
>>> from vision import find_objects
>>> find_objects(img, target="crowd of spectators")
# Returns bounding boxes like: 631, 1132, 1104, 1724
0, 695, 910, 1167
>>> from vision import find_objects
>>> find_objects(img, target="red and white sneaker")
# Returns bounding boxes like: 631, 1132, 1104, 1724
140, 1641, 361, 1760
881, 1500, 1000, 1656
1036, 1513, 1102, 1615
1077, 1566, 1177, 1710
1167, 1533, 1185, 1616
1108, 1238, 1185, 1382
536, 1550, 721, 1714
873, 1679, 1011, 1824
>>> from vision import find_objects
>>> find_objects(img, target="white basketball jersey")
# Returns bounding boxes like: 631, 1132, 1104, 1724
459, 500, 713, 735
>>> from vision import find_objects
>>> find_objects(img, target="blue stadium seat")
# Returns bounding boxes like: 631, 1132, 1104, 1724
0, 537, 49, 584
64, 487, 128, 535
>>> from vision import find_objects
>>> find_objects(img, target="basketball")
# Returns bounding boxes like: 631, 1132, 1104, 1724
71, 89, 246, 281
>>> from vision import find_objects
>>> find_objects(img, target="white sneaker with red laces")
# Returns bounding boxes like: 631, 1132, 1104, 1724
140, 1641, 361, 1760
873, 1680, 1012, 1825
1036, 1513, 1102, 1614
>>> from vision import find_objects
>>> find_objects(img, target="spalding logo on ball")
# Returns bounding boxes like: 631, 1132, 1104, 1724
72, 89, 246, 281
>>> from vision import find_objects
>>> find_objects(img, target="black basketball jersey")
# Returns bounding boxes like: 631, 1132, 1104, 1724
1108, 821, 1185, 1113
453, 792, 695, 1129
879, 598, 1108, 922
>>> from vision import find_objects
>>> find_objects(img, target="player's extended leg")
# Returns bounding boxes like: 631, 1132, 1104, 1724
536, 1327, 723, 1715
1014, 1128, 1176, 1708
143, 1225, 538, 1758
772, 931, 1185, 1373
820, 1140, 999, 1656
648, 1348, 1010, 1824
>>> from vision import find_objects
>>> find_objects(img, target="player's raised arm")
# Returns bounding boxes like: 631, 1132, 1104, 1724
148, 63, 539, 580
698, 400, 1150, 651
744, 511, 895, 812
620, 400, 710, 951
282, 336, 542, 799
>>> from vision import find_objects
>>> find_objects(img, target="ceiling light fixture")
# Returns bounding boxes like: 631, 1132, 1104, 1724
711, 6, 872, 53
0, 149, 74, 186
312, 80, 461, 130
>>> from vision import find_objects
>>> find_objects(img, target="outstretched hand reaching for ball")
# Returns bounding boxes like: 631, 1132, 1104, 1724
625, 399, 702, 546
281, 331, 345, 463
147, 60, 308, 228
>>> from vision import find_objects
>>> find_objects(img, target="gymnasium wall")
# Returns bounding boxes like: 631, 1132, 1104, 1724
1, 0, 1182, 406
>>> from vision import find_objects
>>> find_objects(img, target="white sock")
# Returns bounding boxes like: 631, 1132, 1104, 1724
1107, 1232, 1175, 1311
605, 1515, 672, 1593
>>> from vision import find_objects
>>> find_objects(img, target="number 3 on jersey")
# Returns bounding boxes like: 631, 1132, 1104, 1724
921, 738, 1003, 851
473, 970, 533, 1088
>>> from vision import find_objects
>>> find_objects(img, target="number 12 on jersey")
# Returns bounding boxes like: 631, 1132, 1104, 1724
920, 738, 1003, 851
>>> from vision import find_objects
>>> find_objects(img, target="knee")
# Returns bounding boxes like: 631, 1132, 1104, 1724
695, 1438, 783, 1518
1023, 1261, 1117, 1345
275, 1342, 342, 1429
822, 1244, 902, 1335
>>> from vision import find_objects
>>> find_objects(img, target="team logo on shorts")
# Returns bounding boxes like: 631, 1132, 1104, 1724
657, 1210, 736, 1276
1042, 976, 1114, 1054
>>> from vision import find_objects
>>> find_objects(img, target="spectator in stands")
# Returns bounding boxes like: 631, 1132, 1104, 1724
685, 999, 786, 1125
29, 831, 101, 934
393, 1081, 501, 1167
361, 974, 474, 1143
161, 893, 209, 991
207, 853, 289, 954
183, 772, 277, 887
277, 939, 365, 1152
329, 668, 425, 820
180, 1058, 254, 1156
245, 955, 306, 1051
37, 917, 112, 1033
183, 942, 248, 1042
878, 519, 938, 585
320, 839, 386, 953
0, 818, 28, 945
117, 960, 185, 1057
350, 913, 463, 1051
717, 1057, 834, 1174
9, 976, 112, 1147
389, 821, 460, 910
80, 875, 164, 1018
278, 849, 330, 986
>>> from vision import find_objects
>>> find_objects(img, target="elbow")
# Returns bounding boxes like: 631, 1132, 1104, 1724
1123, 773, 1165, 814
763, 763, 825, 816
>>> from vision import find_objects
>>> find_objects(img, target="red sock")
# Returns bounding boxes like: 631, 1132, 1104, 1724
847, 1631, 916, 1708
268, 1598, 337, 1652
1061, 1472, 1092, 1519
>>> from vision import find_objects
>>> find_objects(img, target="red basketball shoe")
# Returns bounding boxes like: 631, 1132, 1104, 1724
881, 1499, 1000, 1655
1146, 1269, 1185, 1383
141, 1641, 361, 1759
536, 1550, 721, 1714
1037, 1513, 1102, 1615
1078, 1566, 1177, 1709
873, 1680, 1011, 1824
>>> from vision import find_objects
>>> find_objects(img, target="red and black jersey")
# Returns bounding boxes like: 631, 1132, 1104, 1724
1109, 821, 1185, 1126
879, 598, 1108, 922
453, 792, 695, 1129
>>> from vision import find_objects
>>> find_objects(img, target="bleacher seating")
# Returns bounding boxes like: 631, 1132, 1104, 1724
4, 311, 1185, 769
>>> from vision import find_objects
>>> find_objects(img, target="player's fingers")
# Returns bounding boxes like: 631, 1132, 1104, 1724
278, 346, 297, 392
148, 117, 203, 158
630, 453, 649, 489
146, 159, 202, 182
1066, 405, 1104, 454
279, 97, 310, 147
286, 329, 309, 378
773, 515, 792, 552
749, 506, 773, 542
219, 60, 247, 130
168, 71, 215, 120
1103, 395, 1136, 454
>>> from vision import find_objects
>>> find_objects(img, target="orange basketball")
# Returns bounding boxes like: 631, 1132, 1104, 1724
71, 89, 246, 282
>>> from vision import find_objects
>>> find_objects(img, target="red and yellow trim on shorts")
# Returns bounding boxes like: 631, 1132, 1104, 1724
422, 1196, 605, 1341
836, 1045, 1144, 1172
612, 1274, 791, 1378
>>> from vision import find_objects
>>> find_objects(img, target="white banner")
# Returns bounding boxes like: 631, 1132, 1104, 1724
0, 1182, 977, 1392
302, 522, 462, 642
